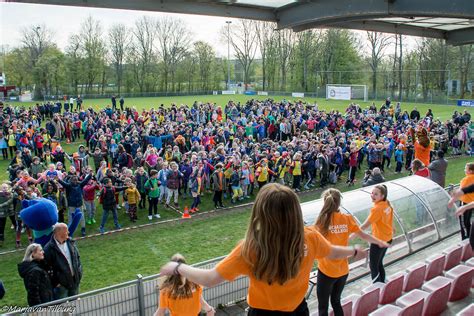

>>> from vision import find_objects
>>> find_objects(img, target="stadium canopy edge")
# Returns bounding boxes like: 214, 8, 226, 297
6, 0, 474, 45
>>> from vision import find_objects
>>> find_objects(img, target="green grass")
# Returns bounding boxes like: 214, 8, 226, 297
11, 95, 468, 121
0, 155, 471, 307
0, 96, 471, 306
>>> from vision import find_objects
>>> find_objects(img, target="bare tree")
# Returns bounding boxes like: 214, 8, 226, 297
21, 24, 52, 97
131, 16, 156, 92
366, 32, 391, 99
277, 29, 296, 91
459, 44, 473, 98
297, 30, 319, 91
155, 16, 192, 92
222, 19, 258, 90
108, 23, 130, 95
79, 16, 106, 94
254, 21, 276, 91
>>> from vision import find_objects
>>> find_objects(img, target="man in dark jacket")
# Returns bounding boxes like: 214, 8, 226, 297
428, 150, 448, 187
57, 169, 92, 236
44, 223, 82, 300
410, 107, 420, 121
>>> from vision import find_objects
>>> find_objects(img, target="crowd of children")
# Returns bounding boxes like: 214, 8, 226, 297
0, 98, 471, 247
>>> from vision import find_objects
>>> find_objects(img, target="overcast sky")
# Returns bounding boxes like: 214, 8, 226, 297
1, 2, 238, 56
1, 2, 419, 59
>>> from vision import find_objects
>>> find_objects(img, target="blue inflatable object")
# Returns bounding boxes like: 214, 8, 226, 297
20, 198, 83, 246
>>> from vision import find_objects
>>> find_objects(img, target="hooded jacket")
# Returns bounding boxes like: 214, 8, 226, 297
18, 260, 53, 306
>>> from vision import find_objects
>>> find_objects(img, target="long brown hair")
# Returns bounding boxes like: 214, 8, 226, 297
241, 183, 305, 285
315, 188, 342, 237
374, 184, 393, 209
160, 254, 198, 299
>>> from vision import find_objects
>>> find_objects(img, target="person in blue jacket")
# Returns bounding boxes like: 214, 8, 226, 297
57, 168, 92, 236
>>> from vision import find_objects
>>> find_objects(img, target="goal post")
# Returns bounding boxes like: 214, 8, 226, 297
326, 84, 368, 102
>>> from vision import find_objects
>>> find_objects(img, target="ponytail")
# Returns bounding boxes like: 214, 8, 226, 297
315, 189, 342, 236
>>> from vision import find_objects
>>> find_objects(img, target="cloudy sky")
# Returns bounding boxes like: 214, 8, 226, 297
1, 2, 239, 56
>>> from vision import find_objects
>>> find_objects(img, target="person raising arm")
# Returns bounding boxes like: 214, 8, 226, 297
160, 183, 365, 315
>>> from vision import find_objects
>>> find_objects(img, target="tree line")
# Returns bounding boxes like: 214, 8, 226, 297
2, 16, 473, 101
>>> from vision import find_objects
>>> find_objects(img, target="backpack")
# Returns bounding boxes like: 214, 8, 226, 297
329, 171, 337, 184
99, 187, 115, 204
126, 153, 133, 168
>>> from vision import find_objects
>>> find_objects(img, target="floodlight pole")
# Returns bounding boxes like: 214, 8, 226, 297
226, 21, 232, 91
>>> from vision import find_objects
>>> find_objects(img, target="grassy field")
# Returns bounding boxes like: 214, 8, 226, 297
0, 95, 471, 307
0, 155, 471, 307
10, 95, 468, 121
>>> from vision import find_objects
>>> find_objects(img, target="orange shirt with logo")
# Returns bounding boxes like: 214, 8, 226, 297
216, 227, 331, 312
159, 285, 202, 316
460, 174, 474, 203
368, 200, 394, 242
317, 212, 361, 278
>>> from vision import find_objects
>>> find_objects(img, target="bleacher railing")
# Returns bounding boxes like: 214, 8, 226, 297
5, 185, 459, 316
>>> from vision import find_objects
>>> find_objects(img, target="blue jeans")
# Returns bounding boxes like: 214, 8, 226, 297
100, 207, 120, 229
53, 285, 79, 300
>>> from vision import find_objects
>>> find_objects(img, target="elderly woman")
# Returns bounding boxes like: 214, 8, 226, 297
18, 243, 53, 306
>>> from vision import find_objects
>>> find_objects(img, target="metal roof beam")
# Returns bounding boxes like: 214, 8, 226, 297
277, 0, 474, 29
446, 27, 474, 45
294, 20, 446, 39
6, 0, 276, 21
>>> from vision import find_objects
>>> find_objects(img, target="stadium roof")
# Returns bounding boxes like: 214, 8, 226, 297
7, 0, 474, 45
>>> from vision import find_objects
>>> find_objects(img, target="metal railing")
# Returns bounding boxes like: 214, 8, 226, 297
5, 184, 460, 316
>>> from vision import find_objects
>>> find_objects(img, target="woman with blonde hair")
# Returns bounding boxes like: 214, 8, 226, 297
160, 183, 364, 315
154, 254, 215, 316
18, 243, 53, 306
360, 184, 394, 283
315, 189, 389, 316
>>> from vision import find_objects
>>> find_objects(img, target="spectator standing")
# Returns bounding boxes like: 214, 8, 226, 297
18, 243, 53, 306
98, 178, 127, 233
44, 223, 82, 300
145, 170, 161, 220
428, 150, 448, 187
165, 162, 183, 208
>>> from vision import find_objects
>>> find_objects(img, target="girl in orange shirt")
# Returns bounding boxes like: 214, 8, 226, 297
360, 184, 394, 283
160, 184, 365, 315
154, 254, 215, 316
315, 189, 388, 316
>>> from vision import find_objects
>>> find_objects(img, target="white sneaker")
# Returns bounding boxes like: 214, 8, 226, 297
154, 214, 161, 219
148, 215, 153, 220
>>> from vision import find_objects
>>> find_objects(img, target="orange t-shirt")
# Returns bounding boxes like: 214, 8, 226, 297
368, 200, 394, 242
460, 174, 474, 203
414, 141, 431, 166
317, 212, 361, 278
159, 285, 202, 316
216, 227, 331, 312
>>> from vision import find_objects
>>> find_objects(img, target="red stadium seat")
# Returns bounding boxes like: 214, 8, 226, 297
403, 262, 426, 292
363, 273, 404, 304
465, 257, 474, 267
443, 264, 474, 301
368, 297, 424, 316
347, 287, 380, 316
460, 240, 473, 262
456, 303, 474, 316
443, 245, 463, 271
424, 253, 446, 281
397, 277, 451, 316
